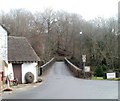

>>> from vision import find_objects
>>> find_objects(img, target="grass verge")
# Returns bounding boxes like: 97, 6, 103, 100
92, 75, 120, 80
92, 76, 104, 80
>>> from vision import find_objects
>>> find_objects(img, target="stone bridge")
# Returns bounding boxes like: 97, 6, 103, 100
2, 58, 118, 99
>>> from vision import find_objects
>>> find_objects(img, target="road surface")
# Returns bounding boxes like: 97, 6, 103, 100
3, 62, 118, 99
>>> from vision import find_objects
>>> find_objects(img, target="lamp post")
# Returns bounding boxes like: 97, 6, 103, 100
79, 32, 83, 69
80, 32, 86, 78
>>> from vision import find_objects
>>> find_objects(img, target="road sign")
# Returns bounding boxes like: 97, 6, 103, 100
107, 72, 116, 79
82, 55, 86, 62
85, 66, 90, 72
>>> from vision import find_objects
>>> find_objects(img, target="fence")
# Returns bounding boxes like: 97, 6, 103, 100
64, 57, 92, 78
64, 57, 82, 78
39, 58, 56, 75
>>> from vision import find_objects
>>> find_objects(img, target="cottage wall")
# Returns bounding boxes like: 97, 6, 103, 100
0, 26, 8, 82
7, 63, 38, 83
0, 26, 8, 61
0, 59, 3, 73
22, 63, 38, 83
8, 63, 14, 80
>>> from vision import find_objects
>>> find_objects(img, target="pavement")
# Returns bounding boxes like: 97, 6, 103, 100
1, 80, 42, 100
2, 62, 119, 99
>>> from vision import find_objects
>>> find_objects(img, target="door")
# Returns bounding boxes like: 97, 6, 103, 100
13, 64, 22, 84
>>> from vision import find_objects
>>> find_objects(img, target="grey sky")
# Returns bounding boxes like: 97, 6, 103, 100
0, 0, 119, 20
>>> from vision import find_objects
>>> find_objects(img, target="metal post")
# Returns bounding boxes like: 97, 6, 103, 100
80, 32, 83, 69
83, 62, 85, 78
82, 55, 86, 78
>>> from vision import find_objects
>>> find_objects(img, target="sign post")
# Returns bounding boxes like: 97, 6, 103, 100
82, 55, 86, 78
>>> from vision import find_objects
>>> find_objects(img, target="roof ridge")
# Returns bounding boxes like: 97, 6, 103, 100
8, 36, 26, 39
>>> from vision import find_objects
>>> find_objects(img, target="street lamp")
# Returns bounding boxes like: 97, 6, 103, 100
80, 32, 82, 35
79, 32, 83, 69
80, 32, 86, 78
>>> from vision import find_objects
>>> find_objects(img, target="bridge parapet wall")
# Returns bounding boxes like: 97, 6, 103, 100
64, 57, 82, 78
39, 58, 56, 75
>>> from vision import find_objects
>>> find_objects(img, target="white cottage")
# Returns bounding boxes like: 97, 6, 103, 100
0, 25, 8, 82
8, 36, 40, 84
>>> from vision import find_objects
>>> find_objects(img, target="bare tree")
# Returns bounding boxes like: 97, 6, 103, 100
0, 9, 118, 70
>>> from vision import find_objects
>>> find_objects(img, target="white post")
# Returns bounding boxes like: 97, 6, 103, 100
7, 76, 10, 89
83, 62, 85, 78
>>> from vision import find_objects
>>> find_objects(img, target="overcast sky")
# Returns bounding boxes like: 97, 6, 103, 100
0, 0, 119, 20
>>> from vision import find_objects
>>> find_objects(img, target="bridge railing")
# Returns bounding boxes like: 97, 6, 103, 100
64, 57, 82, 78
39, 58, 56, 75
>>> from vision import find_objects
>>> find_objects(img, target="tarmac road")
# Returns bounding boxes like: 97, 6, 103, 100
2, 62, 118, 99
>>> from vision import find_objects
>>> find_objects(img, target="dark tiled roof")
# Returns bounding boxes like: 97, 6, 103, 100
8, 36, 40, 62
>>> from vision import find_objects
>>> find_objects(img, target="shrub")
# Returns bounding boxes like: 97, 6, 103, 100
94, 65, 103, 77
102, 64, 108, 72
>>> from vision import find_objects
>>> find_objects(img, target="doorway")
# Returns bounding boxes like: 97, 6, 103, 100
12, 64, 22, 84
